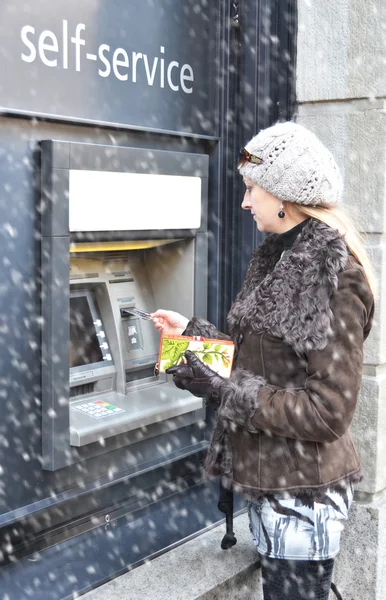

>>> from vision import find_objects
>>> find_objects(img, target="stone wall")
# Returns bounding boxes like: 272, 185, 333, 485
297, 1, 386, 597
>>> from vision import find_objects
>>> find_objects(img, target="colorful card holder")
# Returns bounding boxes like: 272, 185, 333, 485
155, 335, 235, 378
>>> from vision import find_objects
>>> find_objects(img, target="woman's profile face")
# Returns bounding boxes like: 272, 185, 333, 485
241, 177, 282, 233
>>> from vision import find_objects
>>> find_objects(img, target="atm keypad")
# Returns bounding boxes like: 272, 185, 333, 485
74, 400, 125, 419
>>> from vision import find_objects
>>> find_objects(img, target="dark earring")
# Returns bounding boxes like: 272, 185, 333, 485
278, 202, 285, 219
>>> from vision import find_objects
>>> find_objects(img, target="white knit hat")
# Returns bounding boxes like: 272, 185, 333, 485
238, 122, 343, 207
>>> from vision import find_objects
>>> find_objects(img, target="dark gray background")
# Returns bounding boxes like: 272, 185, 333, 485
0, 0, 216, 135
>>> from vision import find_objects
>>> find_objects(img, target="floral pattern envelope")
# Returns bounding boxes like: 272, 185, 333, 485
156, 335, 235, 378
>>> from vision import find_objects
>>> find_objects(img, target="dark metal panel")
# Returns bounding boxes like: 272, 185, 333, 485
207, 0, 239, 332
215, 0, 248, 330
218, 0, 298, 325
0, 479, 246, 599
41, 159, 70, 237
0, 0, 218, 136
0, 124, 212, 578
41, 235, 71, 471
70, 229, 200, 242
68, 141, 210, 176
1, 441, 208, 534
40, 139, 70, 171
205, 140, 222, 327
200, 166, 209, 234
194, 232, 209, 319
0, 119, 213, 515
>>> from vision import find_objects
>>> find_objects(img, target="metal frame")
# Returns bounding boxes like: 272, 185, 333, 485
41, 140, 209, 470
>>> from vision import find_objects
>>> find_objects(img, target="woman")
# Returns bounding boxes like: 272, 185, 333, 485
151, 122, 375, 600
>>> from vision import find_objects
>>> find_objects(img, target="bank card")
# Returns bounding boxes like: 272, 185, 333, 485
155, 335, 235, 378
122, 307, 152, 320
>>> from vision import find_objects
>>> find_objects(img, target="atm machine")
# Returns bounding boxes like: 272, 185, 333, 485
41, 141, 209, 470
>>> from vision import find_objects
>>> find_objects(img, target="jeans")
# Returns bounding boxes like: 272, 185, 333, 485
260, 555, 334, 600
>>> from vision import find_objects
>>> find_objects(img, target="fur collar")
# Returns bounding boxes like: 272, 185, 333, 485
227, 219, 349, 356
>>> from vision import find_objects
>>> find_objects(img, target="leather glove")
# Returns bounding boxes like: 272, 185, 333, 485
166, 350, 224, 407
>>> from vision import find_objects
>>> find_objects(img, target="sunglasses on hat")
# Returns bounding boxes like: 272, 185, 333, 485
238, 147, 263, 168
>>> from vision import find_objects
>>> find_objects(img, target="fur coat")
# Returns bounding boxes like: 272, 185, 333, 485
184, 219, 374, 500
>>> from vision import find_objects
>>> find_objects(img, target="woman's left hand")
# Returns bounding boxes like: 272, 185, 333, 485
166, 350, 224, 405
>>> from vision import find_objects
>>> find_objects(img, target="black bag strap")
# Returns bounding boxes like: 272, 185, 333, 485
217, 482, 237, 549
330, 581, 343, 600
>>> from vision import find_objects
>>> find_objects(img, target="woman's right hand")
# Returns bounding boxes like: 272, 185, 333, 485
150, 309, 189, 336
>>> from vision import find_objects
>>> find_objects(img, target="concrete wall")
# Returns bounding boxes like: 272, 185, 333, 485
297, 0, 386, 500
297, 1, 386, 597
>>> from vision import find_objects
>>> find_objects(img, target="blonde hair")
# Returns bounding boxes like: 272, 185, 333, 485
295, 205, 377, 298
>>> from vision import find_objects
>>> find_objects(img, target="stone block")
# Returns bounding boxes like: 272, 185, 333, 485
297, 0, 386, 102
363, 236, 386, 367
296, 104, 386, 234
351, 373, 386, 496
297, 109, 386, 363
332, 495, 386, 599
199, 563, 262, 600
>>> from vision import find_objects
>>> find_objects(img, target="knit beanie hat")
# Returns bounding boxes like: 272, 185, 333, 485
238, 121, 342, 207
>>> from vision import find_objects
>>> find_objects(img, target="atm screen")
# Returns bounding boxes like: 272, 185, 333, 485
70, 295, 104, 368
